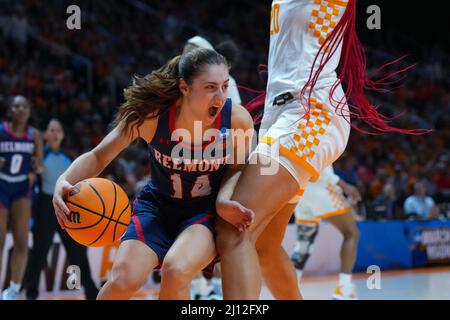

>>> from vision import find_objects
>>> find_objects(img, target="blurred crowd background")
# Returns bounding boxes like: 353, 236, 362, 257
1, 0, 449, 220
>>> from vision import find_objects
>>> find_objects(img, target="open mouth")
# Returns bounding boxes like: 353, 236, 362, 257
208, 106, 220, 117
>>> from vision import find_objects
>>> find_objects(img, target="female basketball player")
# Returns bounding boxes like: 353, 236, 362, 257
215, 0, 426, 299
0, 96, 43, 300
52, 48, 254, 300
290, 165, 361, 300
183, 35, 243, 300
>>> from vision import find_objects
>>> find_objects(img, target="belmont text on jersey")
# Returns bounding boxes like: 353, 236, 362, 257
0, 141, 35, 154
153, 149, 231, 173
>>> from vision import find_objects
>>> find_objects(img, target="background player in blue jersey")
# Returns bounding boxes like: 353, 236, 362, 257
0, 95, 43, 300
52, 48, 254, 300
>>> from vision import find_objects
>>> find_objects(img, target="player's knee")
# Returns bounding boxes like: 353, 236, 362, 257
13, 237, 29, 253
290, 250, 309, 270
160, 258, 194, 283
110, 262, 142, 293
296, 223, 319, 240
342, 224, 360, 242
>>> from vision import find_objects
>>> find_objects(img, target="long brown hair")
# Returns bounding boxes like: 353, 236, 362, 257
114, 48, 228, 135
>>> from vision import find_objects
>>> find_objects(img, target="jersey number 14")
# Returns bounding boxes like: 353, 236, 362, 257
170, 174, 212, 199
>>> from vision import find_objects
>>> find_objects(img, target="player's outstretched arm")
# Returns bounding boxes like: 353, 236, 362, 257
216, 105, 255, 232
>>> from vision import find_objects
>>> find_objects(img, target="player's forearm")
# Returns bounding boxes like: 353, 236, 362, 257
59, 151, 106, 185
216, 165, 243, 204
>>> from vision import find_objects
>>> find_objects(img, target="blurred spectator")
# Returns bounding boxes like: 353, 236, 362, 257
403, 181, 440, 220
388, 164, 409, 204
370, 183, 403, 220
433, 158, 450, 197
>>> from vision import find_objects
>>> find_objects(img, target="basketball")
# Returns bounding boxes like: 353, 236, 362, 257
63, 178, 131, 247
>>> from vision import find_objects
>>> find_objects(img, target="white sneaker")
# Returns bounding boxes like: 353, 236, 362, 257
332, 284, 358, 300
2, 287, 20, 300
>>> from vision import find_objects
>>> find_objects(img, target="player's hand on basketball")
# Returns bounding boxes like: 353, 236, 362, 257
53, 177, 75, 229
216, 199, 255, 232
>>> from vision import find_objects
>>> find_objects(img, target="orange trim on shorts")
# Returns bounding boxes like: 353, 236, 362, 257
295, 218, 320, 225
279, 145, 320, 181
315, 207, 351, 220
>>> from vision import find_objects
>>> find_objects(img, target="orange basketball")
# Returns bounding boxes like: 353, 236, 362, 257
64, 178, 131, 247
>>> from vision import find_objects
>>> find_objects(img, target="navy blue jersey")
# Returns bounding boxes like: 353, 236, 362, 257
0, 121, 35, 182
145, 99, 233, 206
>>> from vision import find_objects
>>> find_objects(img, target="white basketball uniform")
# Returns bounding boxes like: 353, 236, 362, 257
295, 165, 352, 224
254, 0, 351, 199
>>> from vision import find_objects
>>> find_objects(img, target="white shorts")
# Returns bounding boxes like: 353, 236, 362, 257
294, 182, 352, 224
253, 84, 351, 199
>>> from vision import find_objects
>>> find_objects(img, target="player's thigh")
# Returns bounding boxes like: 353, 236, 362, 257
163, 224, 216, 274
230, 154, 301, 238
112, 239, 159, 284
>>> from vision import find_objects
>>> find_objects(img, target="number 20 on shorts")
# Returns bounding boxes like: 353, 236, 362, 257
270, 3, 281, 36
